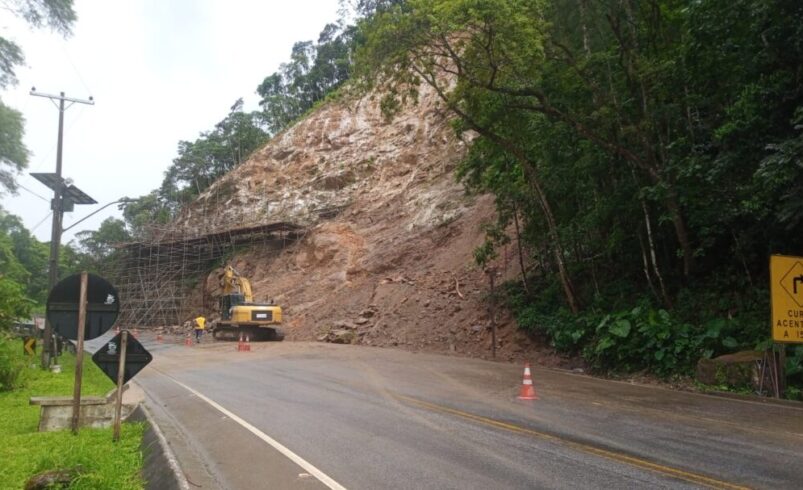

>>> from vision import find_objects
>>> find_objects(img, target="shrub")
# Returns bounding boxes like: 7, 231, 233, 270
584, 307, 703, 377
0, 335, 28, 391
505, 278, 774, 379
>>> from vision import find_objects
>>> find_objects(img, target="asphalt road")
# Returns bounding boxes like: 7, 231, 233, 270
135, 336, 803, 489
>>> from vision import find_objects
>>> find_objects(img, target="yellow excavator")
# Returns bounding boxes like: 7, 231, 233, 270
211, 265, 284, 341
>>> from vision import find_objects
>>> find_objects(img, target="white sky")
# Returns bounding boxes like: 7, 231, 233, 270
0, 0, 342, 243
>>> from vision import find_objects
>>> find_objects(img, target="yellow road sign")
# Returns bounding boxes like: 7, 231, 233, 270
771, 255, 803, 343
24, 337, 36, 356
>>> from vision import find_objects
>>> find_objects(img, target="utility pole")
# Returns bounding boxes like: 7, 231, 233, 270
30, 89, 94, 369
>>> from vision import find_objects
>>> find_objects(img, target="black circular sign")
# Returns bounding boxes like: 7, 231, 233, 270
46, 273, 120, 341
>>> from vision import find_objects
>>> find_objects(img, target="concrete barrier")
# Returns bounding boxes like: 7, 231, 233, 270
29, 389, 135, 432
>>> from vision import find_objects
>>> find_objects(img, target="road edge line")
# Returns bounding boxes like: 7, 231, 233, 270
159, 370, 347, 490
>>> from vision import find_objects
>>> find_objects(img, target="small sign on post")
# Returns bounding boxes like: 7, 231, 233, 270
92, 330, 152, 441
92, 332, 153, 386
23, 337, 36, 356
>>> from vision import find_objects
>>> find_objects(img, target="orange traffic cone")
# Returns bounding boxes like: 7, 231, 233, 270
244, 335, 251, 352
156, 333, 163, 343
237, 333, 244, 352
185, 334, 192, 347
517, 363, 538, 400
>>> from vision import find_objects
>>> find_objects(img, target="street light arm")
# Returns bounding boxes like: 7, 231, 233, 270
62, 199, 131, 233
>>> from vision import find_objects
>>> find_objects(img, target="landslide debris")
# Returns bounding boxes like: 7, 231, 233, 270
175, 83, 556, 364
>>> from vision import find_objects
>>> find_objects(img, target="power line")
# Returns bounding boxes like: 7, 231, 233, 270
30, 105, 89, 172
31, 212, 53, 233
16, 182, 50, 202
60, 44, 93, 95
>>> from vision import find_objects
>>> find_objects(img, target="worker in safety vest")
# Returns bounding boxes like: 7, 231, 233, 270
194, 315, 206, 343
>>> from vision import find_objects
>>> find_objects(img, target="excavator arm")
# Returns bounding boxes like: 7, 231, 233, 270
239, 277, 254, 303
223, 265, 254, 302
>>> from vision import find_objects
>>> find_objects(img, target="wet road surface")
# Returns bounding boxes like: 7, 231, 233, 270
135, 337, 803, 489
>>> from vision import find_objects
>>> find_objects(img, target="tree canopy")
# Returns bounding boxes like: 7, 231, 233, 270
356, 0, 803, 375
256, 23, 355, 134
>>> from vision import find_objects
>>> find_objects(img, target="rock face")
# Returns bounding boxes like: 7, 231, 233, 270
173, 83, 469, 235
173, 84, 554, 363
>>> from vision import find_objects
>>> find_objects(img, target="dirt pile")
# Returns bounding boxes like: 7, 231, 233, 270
174, 84, 556, 363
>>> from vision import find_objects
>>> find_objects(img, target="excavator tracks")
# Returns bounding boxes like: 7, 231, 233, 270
212, 323, 285, 342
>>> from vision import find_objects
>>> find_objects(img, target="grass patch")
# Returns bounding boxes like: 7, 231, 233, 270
0, 339, 144, 489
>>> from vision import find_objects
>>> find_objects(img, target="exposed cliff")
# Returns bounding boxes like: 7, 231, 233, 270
175, 84, 551, 363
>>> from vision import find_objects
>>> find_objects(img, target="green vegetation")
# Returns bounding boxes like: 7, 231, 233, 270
355, 0, 803, 387
0, 337, 144, 488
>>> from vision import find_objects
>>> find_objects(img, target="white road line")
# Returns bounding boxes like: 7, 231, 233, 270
160, 372, 347, 490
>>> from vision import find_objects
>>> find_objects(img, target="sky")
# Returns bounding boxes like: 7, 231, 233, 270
1, 0, 342, 243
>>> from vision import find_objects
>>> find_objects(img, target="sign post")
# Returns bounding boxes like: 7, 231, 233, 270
486, 267, 498, 360
71, 272, 88, 434
113, 330, 129, 442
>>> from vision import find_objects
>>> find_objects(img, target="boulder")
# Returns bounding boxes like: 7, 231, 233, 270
333, 320, 357, 330
316, 327, 356, 344
328, 329, 355, 344
25, 467, 84, 490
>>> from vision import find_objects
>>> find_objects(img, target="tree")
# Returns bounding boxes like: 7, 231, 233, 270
159, 100, 269, 209
356, 0, 803, 315
257, 23, 355, 134
0, 0, 77, 194
0, 101, 27, 192
72, 217, 130, 273
0, 275, 33, 329
0, 206, 39, 323
340, 0, 407, 18
121, 191, 171, 238
0, 207, 48, 302
357, 0, 581, 311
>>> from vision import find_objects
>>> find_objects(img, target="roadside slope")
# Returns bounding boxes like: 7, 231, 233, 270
174, 84, 550, 362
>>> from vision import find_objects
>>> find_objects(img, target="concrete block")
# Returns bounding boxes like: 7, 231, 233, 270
29, 388, 136, 432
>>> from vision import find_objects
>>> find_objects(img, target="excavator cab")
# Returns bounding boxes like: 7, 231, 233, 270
220, 293, 245, 321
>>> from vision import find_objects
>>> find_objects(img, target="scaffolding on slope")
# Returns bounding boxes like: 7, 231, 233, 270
104, 222, 304, 328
